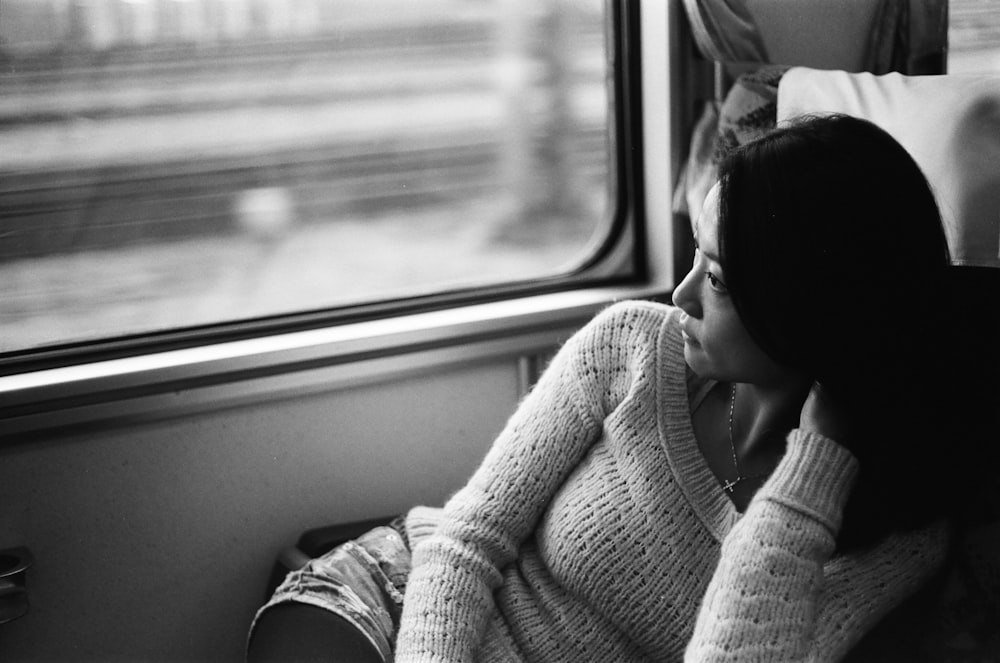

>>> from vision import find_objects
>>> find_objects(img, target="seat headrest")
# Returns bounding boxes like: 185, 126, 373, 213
777, 68, 1000, 268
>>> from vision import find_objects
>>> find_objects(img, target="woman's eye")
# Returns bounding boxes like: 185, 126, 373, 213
705, 271, 728, 293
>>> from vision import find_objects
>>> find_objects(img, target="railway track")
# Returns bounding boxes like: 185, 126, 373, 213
0, 124, 608, 260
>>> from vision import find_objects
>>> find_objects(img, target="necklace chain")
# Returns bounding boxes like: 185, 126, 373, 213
723, 383, 767, 494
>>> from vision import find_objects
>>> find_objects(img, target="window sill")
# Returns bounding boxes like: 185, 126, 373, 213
0, 284, 670, 442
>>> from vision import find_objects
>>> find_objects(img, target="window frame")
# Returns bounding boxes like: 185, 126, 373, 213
0, 0, 684, 441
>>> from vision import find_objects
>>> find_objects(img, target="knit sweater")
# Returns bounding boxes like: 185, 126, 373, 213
395, 300, 948, 662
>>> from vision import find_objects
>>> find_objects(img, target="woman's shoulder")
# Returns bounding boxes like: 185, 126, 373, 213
569, 299, 682, 375
561, 300, 682, 416
587, 299, 680, 334
578, 299, 683, 353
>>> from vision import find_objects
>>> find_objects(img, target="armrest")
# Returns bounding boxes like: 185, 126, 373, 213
265, 517, 396, 600
297, 517, 395, 559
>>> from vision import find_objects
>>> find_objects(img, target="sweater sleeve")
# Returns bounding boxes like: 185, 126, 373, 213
393, 305, 627, 663
685, 429, 948, 662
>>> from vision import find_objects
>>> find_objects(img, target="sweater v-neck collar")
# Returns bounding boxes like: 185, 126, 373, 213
655, 308, 740, 542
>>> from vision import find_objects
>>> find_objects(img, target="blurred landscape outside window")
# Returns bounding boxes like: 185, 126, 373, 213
949, 0, 1000, 73
0, 0, 613, 354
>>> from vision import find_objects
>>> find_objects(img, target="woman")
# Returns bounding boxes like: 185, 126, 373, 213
251, 114, 974, 662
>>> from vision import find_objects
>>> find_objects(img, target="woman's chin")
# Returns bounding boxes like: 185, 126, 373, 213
682, 346, 710, 377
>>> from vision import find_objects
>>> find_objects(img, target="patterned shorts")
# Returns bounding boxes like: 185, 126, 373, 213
248, 517, 412, 662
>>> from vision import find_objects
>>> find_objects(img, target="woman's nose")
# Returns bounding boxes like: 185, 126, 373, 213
671, 265, 702, 318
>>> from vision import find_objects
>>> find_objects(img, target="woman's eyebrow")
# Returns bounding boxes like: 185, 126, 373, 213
701, 245, 721, 262
691, 221, 720, 262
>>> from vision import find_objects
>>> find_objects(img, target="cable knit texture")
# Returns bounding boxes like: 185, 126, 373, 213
395, 301, 948, 663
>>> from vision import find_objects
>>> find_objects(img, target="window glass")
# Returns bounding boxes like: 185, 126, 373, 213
949, 0, 1000, 73
0, 0, 614, 354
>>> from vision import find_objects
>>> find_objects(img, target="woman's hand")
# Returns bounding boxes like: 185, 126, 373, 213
799, 382, 853, 448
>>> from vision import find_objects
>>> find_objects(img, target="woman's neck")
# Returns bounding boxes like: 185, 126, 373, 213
731, 379, 811, 464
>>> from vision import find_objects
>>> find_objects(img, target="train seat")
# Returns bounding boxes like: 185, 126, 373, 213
778, 67, 1000, 269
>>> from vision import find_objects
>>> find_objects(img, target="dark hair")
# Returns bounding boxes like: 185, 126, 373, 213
717, 114, 973, 550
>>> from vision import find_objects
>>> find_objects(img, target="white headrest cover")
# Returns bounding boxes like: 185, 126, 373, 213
778, 68, 1000, 268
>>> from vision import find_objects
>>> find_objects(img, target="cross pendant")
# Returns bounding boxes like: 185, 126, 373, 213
722, 477, 740, 493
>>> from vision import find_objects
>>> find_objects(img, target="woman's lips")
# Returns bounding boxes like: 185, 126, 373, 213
678, 313, 700, 346
681, 329, 700, 346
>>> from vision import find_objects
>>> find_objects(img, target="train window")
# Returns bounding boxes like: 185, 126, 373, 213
949, 0, 1000, 73
0, 0, 634, 361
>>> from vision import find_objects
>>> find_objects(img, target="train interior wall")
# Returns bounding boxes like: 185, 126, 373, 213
0, 358, 523, 661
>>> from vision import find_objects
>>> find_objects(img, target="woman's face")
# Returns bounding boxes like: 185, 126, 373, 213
672, 184, 795, 387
